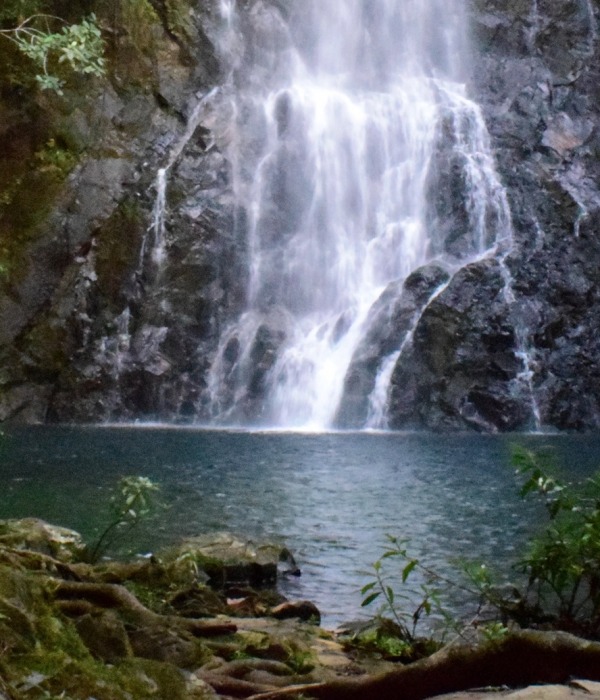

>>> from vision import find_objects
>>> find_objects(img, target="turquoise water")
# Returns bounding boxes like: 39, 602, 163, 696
2, 426, 600, 626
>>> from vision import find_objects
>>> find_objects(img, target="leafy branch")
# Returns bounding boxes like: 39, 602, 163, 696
511, 446, 600, 634
87, 476, 161, 563
0, 13, 106, 93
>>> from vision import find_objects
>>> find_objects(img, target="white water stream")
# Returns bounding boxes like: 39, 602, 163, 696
206, 0, 519, 429
144, 88, 219, 268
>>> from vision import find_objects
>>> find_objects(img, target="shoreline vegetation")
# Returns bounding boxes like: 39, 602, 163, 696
0, 514, 597, 700
1, 448, 600, 699
0, 449, 600, 700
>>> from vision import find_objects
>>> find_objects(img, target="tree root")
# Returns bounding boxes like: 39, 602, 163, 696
54, 581, 237, 637
0, 546, 82, 579
246, 630, 600, 700
198, 671, 278, 697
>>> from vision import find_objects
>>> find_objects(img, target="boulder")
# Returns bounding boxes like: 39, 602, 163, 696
165, 533, 299, 588
271, 600, 321, 624
0, 518, 86, 563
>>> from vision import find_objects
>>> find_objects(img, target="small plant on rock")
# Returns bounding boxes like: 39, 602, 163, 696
360, 535, 437, 640
354, 535, 451, 660
357, 446, 600, 664
87, 475, 161, 563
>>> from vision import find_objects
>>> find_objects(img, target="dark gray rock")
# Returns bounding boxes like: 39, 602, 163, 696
388, 259, 531, 431
271, 600, 321, 624
336, 264, 450, 428
460, 0, 600, 431
164, 533, 297, 589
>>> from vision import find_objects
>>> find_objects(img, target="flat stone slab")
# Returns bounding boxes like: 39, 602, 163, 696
0, 518, 86, 562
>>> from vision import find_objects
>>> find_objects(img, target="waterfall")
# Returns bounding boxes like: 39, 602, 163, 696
207, 0, 514, 429
144, 88, 219, 270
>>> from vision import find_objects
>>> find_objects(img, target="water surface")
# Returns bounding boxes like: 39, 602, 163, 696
2, 427, 599, 626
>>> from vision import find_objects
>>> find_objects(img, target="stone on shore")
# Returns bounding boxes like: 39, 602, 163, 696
165, 532, 300, 588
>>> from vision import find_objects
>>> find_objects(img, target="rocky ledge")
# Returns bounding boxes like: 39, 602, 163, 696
0, 518, 600, 700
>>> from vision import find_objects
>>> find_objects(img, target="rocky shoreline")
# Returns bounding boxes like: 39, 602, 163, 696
0, 517, 390, 699
0, 517, 599, 700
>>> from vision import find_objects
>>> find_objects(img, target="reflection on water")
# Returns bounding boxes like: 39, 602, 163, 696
2, 427, 600, 626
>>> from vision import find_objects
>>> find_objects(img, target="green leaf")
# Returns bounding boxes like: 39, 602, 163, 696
382, 550, 400, 559
402, 559, 418, 582
361, 592, 381, 607
360, 581, 377, 595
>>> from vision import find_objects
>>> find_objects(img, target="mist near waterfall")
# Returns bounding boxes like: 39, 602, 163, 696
207, 0, 511, 429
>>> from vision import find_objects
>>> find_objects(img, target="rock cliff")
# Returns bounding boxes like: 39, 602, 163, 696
391, 0, 600, 430
0, 0, 598, 431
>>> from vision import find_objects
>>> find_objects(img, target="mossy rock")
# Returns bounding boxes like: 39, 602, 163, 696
20, 320, 70, 379
0, 518, 86, 562
95, 197, 145, 308
75, 610, 133, 663
167, 584, 229, 618
127, 622, 212, 669
164, 533, 292, 589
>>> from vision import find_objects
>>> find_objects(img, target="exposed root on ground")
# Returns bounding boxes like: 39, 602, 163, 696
54, 581, 237, 636
246, 630, 600, 700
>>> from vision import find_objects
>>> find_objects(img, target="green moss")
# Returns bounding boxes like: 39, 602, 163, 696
121, 0, 161, 53
0, 133, 80, 282
340, 620, 441, 663
116, 658, 190, 699
0, 0, 48, 23
164, 0, 194, 40
95, 0, 161, 58
20, 321, 70, 380
1, 167, 64, 230
0, 22, 42, 91
34, 138, 78, 174
283, 643, 316, 674
122, 579, 170, 614
0, 569, 192, 700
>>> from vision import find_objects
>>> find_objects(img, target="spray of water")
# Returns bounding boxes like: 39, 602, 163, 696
205, 0, 527, 429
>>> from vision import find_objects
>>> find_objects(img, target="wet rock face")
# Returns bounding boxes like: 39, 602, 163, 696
459, 0, 600, 431
0, 1, 247, 424
388, 260, 530, 432
380, 0, 600, 432
336, 264, 450, 428
1, 0, 600, 431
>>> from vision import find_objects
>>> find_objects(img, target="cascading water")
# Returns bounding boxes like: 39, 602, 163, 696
207, 0, 515, 429
143, 88, 219, 270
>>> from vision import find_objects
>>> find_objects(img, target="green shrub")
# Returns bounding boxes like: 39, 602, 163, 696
359, 446, 600, 662
510, 445, 600, 636
0, 13, 106, 94
87, 476, 161, 563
